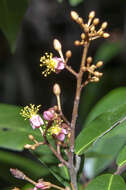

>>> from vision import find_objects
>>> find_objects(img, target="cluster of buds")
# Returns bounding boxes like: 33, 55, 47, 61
71, 10, 109, 46
82, 57, 103, 83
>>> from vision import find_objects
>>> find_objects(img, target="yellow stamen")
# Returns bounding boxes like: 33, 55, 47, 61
50, 125, 61, 135
20, 104, 41, 120
40, 52, 57, 77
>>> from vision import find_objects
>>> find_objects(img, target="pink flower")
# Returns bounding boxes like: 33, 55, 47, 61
40, 53, 65, 77
52, 57, 65, 73
43, 109, 55, 121
30, 114, 44, 129
56, 128, 67, 141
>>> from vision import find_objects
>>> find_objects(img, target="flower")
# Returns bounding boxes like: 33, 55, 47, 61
56, 128, 67, 141
48, 121, 67, 142
40, 52, 65, 77
43, 109, 55, 121
20, 104, 44, 129
33, 181, 51, 190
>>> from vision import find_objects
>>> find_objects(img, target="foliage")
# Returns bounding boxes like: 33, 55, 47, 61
0, 0, 28, 53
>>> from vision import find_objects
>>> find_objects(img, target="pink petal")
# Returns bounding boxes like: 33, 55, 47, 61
43, 110, 54, 121
56, 133, 65, 141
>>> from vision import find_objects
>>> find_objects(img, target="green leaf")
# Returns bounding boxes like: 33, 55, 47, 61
116, 145, 126, 167
38, 156, 69, 187
75, 102, 126, 155
0, 149, 49, 182
0, 0, 28, 53
68, 0, 83, 6
85, 87, 126, 126
84, 127, 126, 177
94, 41, 123, 63
85, 174, 126, 190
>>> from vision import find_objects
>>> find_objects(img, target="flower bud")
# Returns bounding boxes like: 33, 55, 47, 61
90, 25, 95, 32
89, 11, 95, 19
98, 31, 104, 36
28, 134, 34, 140
94, 71, 102, 77
53, 39, 62, 51
103, 33, 110, 38
93, 18, 99, 25
81, 33, 85, 40
53, 83, 61, 96
74, 40, 80, 46
43, 109, 55, 121
87, 57, 92, 64
24, 144, 32, 149
92, 77, 99, 82
96, 61, 103, 67
66, 50, 72, 58
10, 168, 25, 180
71, 11, 79, 21
101, 22, 108, 30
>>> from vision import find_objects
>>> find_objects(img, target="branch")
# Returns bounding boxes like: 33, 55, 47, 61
114, 164, 126, 175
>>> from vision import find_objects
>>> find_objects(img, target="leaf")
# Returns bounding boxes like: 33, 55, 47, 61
85, 174, 126, 190
94, 41, 123, 63
38, 156, 69, 187
75, 102, 126, 155
0, 0, 28, 53
116, 145, 126, 167
85, 87, 126, 126
0, 149, 49, 183
68, 0, 83, 6
84, 130, 126, 177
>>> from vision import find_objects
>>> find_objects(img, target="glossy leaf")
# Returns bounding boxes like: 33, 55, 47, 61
85, 87, 126, 126
38, 156, 69, 187
85, 174, 126, 190
0, 0, 28, 52
116, 145, 126, 167
94, 41, 123, 63
0, 149, 48, 183
84, 121, 126, 177
75, 101, 126, 155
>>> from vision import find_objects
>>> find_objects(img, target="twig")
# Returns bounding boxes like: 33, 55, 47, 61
65, 65, 78, 78
51, 184, 65, 190
75, 155, 81, 173
43, 132, 69, 167
114, 163, 126, 175
68, 43, 89, 190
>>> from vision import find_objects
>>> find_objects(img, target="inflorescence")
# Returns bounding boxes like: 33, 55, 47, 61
11, 10, 110, 190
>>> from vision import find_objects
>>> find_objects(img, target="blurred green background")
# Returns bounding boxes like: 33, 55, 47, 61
0, 0, 126, 189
